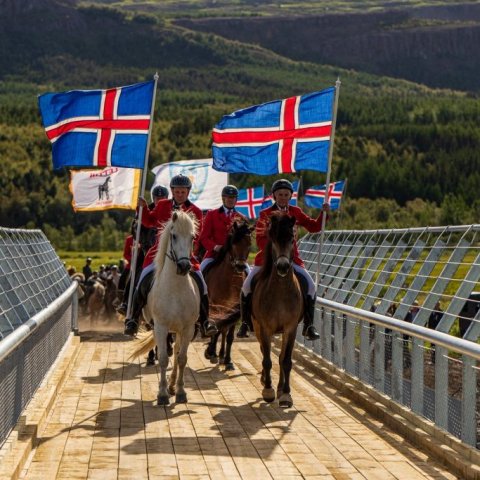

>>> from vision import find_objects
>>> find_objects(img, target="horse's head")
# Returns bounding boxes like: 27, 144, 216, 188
228, 220, 254, 273
166, 211, 197, 276
268, 214, 296, 277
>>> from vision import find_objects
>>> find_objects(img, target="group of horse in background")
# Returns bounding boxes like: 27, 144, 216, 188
130, 211, 306, 409
70, 266, 120, 323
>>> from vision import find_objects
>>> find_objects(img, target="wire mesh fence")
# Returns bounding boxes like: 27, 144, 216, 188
298, 225, 480, 448
0, 227, 76, 447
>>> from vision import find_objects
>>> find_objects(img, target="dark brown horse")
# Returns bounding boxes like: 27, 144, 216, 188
252, 214, 304, 408
203, 220, 253, 370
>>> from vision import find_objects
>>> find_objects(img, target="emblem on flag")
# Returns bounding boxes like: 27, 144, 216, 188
212, 87, 335, 175
304, 180, 345, 210
236, 186, 266, 219
38, 80, 155, 170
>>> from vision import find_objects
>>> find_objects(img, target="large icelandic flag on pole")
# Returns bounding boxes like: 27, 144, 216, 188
261, 179, 300, 209
305, 180, 345, 210
236, 186, 266, 219
151, 159, 227, 210
212, 87, 335, 175
38, 80, 155, 170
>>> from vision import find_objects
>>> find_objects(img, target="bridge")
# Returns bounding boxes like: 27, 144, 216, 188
0, 226, 479, 479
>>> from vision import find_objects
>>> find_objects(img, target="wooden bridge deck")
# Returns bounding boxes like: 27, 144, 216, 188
17, 330, 457, 480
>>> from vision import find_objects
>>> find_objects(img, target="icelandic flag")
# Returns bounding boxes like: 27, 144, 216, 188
236, 186, 265, 219
261, 179, 299, 209
305, 180, 345, 210
212, 87, 335, 175
38, 80, 155, 170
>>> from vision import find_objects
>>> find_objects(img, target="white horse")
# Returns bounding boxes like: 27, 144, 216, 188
130, 210, 200, 405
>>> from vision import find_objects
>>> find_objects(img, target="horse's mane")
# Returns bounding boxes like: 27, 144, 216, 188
210, 220, 251, 268
258, 213, 295, 282
153, 210, 198, 281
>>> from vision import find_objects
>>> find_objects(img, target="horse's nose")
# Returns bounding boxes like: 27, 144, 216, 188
176, 260, 191, 276
275, 258, 291, 277
234, 262, 248, 273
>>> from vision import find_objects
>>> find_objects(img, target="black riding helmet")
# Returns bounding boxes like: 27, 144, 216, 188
271, 179, 294, 194
151, 184, 168, 201
170, 174, 192, 189
221, 185, 239, 197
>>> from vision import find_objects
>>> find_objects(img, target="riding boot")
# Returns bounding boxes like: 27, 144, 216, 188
237, 293, 253, 338
302, 296, 320, 341
199, 294, 218, 337
124, 272, 152, 336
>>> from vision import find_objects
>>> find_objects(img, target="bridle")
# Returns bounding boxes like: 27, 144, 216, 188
166, 232, 190, 266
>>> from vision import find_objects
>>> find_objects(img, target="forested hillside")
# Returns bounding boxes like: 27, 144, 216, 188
1, 0, 479, 250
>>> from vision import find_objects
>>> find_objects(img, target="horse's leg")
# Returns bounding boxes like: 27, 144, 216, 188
168, 337, 180, 396
154, 325, 170, 405
277, 338, 286, 397
204, 332, 219, 364
223, 325, 235, 371
278, 329, 297, 409
218, 333, 226, 364
259, 329, 275, 402
175, 326, 194, 404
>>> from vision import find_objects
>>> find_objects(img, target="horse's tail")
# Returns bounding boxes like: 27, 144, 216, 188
128, 331, 156, 360
215, 306, 241, 330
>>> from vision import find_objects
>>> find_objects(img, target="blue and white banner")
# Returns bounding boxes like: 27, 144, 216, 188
151, 159, 228, 210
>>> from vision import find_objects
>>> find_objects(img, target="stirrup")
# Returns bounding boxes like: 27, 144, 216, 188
116, 303, 127, 316
236, 322, 250, 338
302, 324, 320, 341
202, 320, 218, 337
124, 319, 138, 337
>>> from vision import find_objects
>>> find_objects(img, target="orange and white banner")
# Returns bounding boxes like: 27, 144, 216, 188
69, 167, 140, 211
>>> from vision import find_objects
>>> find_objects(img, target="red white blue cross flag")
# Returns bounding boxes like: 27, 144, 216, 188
38, 80, 155, 170
305, 180, 345, 210
236, 186, 266, 219
212, 87, 335, 175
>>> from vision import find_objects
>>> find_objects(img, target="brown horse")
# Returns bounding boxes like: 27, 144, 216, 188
203, 220, 253, 370
252, 214, 304, 408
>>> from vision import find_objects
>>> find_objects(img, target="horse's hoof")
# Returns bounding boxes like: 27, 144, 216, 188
168, 386, 175, 396
278, 393, 293, 409
157, 395, 170, 406
204, 349, 211, 360
146, 358, 155, 366
210, 355, 219, 364
225, 363, 235, 371
262, 388, 275, 403
175, 392, 187, 404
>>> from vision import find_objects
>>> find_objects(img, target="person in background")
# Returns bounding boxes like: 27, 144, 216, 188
82, 257, 93, 281
428, 300, 443, 364
198, 184, 249, 272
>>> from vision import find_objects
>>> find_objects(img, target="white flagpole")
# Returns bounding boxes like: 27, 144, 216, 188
315, 78, 341, 290
126, 73, 159, 319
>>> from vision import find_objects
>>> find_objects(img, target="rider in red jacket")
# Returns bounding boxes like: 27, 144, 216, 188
199, 184, 249, 273
237, 179, 329, 341
124, 174, 217, 338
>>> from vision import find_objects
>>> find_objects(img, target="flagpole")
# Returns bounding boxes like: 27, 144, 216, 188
315, 77, 341, 290
126, 73, 159, 320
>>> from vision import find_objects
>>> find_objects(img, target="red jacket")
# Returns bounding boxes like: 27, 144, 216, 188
141, 199, 204, 270
254, 204, 327, 267
123, 235, 133, 269
199, 207, 248, 260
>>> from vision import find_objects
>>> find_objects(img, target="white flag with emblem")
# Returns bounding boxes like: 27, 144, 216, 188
69, 167, 140, 211
151, 159, 228, 210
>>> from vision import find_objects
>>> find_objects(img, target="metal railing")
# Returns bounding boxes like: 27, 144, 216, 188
0, 227, 77, 446
298, 225, 480, 448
